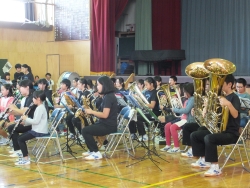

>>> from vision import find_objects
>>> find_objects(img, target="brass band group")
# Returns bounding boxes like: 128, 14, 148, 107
0, 58, 249, 177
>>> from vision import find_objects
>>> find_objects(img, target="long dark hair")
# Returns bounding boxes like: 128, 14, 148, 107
33, 90, 48, 114
145, 77, 157, 89
117, 77, 125, 88
37, 78, 48, 89
22, 64, 32, 73
97, 76, 115, 94
79, 78, 88, 88
2, 84, 13, 97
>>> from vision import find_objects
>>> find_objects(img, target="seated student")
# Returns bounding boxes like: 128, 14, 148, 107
154, 75, 162, 91
33, 76, 40, 90
86, 79, 94, 93
160, 83, 195, 153
190, 74, 240, 177
15, 90, 48, 165
129, 77, 161, 141
37, 79, 53, 112
70, 78, 79, 98
235, 78, 250, 127
82, 76, 117, 160
0, 84, 15, 145
137, 79, 145, 94
2, 72, 12, 85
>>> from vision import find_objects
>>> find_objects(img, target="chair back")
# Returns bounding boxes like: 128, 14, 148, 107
49, 111, 66, 134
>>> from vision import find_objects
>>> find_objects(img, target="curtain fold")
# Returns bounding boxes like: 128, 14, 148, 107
181, 0, 250, 76
152, 0, 181, 75
135, 0, 153, 75
91, 0, 128, 75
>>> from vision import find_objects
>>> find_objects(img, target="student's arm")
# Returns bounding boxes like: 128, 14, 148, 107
23, 106, 43, 125
219, 96, 239, 118
9, 104, 27, 115
87, 108, 110, 118
173, 97, 194, 114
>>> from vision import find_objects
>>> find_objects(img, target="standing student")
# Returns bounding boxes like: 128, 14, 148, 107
21, 64, 34, 83
14, 64, 24, 81
15, 90, 48, 165
45, 73, 54, 94
82, 76, 117, 160
190, 74, 240, 177
0, 84, 15, 145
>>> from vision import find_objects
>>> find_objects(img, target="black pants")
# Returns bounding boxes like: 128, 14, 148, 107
82, 123, 117, 152
191, 128, 239, 162
182, 122, 200, 146
8, 123, 32, 151
129, 111, 161, 136
18, 132, 35, 157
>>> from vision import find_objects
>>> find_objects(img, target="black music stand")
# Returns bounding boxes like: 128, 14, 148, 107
60, 102, 78, 159
124, 95, 169, 171
66, 95, 87, 151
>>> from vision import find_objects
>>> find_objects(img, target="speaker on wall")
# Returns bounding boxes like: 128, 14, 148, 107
116, 37, 135, 58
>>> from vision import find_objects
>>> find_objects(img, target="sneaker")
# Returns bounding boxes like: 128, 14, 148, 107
130, 133, 137, 140
139, 134, 148, 142
15, 158, 30, 165
9, 150, 22, 158
167, 147, 180, 153
160, 145, 171, 152
181, 148, 193, 158
60, 131, 66, 137
16, 156, 30, 162
79, 135, 85, 143
82, 151, 92, 157
204, 164, 222, 176
85, 151, 103, 160
68, 133, 75, 140
191, 157, 211, 168
0, 137, 9, 145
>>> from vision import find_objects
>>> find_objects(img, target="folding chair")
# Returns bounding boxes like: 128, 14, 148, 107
104, 109, 136, 158
219, 120, 250, 172
32, 111, 66, 163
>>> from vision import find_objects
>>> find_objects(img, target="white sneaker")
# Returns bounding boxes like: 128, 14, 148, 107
85, 151, 103, 160
191, 157, 211, 168
181, 148, 193, 158
139, 134, 148, 142
60, 132, 66, 137
9, 150, 22, 158
79, 135, 85, 143
68, 133, 75, 139
82, 151, 92, 157
15, 157, 30, 165
204, 164, 222, 176
160, 145, 171, 152
0, 137, 9, 145
167, 147, 180, 153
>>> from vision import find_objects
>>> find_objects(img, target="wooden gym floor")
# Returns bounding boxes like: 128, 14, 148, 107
0, 138, 250, 188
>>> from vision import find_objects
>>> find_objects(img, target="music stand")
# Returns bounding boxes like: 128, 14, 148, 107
124, 94, 169, 170
65, 95, 86, 150
240, 97, 250, 109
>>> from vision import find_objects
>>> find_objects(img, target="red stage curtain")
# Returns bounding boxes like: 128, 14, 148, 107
90, 0, 128, 75
152, 0, 181, 75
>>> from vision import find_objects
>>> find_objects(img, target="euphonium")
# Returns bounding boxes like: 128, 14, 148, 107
185, 62, 210, 126
158, 84, 183, 117
128, 82, 149, 109
204, 58, 236, 133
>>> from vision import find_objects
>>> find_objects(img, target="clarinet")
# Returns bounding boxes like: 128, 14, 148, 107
0, 93, 22, 123
8, 102, 34, 140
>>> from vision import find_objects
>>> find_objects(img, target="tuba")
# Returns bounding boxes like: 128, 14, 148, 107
185, 62, 210, 126
203, 58, 236, 133
128, 82, 150, 108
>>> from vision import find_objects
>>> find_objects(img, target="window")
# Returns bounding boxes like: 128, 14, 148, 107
0, 0, 25, 22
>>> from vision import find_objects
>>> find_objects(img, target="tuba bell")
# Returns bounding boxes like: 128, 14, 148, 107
185, 62, 210, 126
203, 58, 236, 133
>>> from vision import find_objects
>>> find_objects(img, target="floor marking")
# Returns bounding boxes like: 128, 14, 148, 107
140, 161, 248, 188
0, 162, 108, 188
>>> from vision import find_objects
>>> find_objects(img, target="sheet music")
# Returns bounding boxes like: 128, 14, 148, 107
239, 97, 250, 109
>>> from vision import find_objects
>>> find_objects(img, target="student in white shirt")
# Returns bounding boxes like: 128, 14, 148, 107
15, 90, 48, 165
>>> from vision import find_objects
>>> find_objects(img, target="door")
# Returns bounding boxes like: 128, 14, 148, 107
46, 54, 60, 91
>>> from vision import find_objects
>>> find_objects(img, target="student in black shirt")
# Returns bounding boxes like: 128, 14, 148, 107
7, 79, 37, 157
21, 64, 34, 83
190, 74, 240, 177
82, 76, 117, 160
129, 77, 161, 141
14, 64, 24, 81
37, 79, 53, 111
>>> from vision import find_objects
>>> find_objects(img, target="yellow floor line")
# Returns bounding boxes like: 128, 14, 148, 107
141, 161, 247, 188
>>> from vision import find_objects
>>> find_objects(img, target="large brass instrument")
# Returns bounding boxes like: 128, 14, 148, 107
157, 84, 183, 117
128, 82, 150, 108
203, 58, 236, 133
185, 62, 210, 126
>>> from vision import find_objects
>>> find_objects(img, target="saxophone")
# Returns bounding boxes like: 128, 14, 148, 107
185, 62, 210, 126
203, 58, 236, 133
